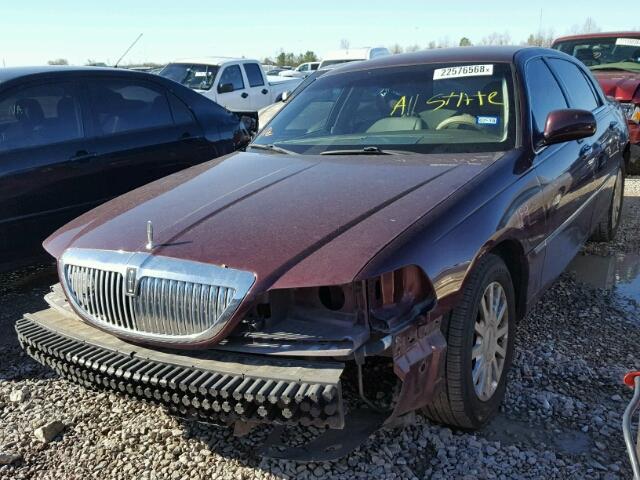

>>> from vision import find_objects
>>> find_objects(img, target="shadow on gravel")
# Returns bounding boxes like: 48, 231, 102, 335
480, 413, 593, 455
0, 263, 57, 381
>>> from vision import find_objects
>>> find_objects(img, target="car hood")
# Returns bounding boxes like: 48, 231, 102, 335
45, 151, 501, 292
593, 70, 640, 102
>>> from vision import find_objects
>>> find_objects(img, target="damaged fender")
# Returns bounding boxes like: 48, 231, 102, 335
385, 314, 446, 424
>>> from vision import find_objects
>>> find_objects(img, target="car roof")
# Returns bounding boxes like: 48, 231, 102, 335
168, 57, 258, 66
0, 65, 157, 85
553, 31, 640, 43
322, 46, 540, 75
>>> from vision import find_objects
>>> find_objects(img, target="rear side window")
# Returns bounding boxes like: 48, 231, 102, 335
0, 82, 82, 152
218, 65, 245, 92
526, 58, 568, 146
88, 79, 173, 135
243, 63, 264, 87
547, 58, 600, 111
167, 92, 195, 125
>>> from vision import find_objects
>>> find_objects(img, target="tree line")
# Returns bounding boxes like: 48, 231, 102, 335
46, 17, 632, 68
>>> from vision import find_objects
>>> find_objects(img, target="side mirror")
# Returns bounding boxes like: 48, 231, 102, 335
542, 109, 596, 146
281, 90, 291, 102
218, 83, 234, 94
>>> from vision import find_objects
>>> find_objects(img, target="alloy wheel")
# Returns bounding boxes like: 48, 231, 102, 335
472, 281, 509, 401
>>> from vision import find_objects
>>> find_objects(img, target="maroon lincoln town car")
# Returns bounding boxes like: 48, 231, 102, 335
17, 47, 629, 446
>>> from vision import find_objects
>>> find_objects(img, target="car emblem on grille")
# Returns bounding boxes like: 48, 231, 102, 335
146, 220, 154, 250
125, 267, 137, 296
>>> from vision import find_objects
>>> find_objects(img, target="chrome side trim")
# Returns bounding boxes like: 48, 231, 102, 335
60, 248, 256, 345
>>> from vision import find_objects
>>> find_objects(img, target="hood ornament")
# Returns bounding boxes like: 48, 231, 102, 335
146, 220, 154, 250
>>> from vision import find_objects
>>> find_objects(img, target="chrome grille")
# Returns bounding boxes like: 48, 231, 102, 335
60, 249, 255, 344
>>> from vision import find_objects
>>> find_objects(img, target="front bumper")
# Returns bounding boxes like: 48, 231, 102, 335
16, 308, 345, 429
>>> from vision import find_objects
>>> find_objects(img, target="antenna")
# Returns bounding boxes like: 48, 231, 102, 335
114, 33, 143, 68
538, 8, 543, 35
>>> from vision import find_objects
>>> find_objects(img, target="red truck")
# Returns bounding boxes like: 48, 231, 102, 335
553, 32, 640, 174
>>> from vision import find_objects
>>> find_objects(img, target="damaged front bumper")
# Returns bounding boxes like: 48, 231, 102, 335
16, 307, 346, 429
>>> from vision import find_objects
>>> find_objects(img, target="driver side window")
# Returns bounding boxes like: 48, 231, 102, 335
217, 65, 245, 93
526, 58, 568, 147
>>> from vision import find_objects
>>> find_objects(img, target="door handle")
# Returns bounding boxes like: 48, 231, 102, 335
241, 92, 249, 99
180, 132, 191, 139
261, 89, 269, 95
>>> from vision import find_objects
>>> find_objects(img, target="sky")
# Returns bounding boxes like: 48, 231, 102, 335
1, 0, 638, 67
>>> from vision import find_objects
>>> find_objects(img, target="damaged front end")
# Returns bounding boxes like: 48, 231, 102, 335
16, 254, 446, 454
215, 264, 446, 420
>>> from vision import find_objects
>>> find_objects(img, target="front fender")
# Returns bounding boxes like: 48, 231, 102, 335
357, 149, 545, 312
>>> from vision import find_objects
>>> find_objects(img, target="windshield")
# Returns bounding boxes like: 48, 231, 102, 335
252, 62, 516, 155
553, 37, 640, 72
159, 63, 220, 90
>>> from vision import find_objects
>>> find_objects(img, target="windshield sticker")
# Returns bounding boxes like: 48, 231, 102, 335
616, 38, 640, 47
194, 71, 209, 77
477, 115, 499, 125
433, 64, 494, 80
425, 90, 503, 111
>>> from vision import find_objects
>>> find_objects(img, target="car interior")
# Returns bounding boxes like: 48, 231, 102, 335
270, 70, 511, 150
90, 84, 172, 135
0, 94, 82, 151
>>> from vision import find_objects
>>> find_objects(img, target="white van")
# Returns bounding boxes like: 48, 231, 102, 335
318, 47, 390, 68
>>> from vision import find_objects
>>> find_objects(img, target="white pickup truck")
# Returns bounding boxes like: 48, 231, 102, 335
159, 57, 302, 115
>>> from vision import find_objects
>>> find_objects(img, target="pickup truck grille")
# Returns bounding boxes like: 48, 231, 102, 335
60, 249, 255, 344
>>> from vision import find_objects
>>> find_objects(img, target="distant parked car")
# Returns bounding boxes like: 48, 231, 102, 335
318, 47, 390, 68
552, 32, 640, 173
159, 58, 302, 118
0, 66, 251, 270
278, 62, 320, 78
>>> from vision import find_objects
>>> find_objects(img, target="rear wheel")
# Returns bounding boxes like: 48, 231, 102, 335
590, 166, 624, 242
423, 254, 516, 429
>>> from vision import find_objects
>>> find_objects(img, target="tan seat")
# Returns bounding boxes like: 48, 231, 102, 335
366, 116, 424, 133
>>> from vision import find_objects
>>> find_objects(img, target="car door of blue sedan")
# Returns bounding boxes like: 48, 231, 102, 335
0, 80, 94, 266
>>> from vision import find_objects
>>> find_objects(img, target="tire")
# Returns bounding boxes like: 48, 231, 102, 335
423, 253, 516, 430
590, 166, 624, 243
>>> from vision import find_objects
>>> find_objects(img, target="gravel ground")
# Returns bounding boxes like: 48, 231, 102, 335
1, 178, 639, 480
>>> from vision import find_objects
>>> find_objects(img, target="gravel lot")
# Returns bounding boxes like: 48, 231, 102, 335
1, 178, 639, 480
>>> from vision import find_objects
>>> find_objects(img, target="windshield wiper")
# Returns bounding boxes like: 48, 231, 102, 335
248, 144, 295, 155
319, 146, 413, 156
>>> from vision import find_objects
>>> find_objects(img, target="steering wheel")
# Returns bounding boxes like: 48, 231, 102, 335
436, 114, 483, 132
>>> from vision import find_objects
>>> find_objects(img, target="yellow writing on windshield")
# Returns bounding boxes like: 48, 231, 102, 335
390, 96, 407, 116
426, 91, 503, 111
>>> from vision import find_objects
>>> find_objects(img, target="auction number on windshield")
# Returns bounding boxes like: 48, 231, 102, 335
433, 64, 494, 80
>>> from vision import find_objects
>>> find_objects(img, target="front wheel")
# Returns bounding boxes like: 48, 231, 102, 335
590, 166, 624, 242
423, 253, 516, 430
